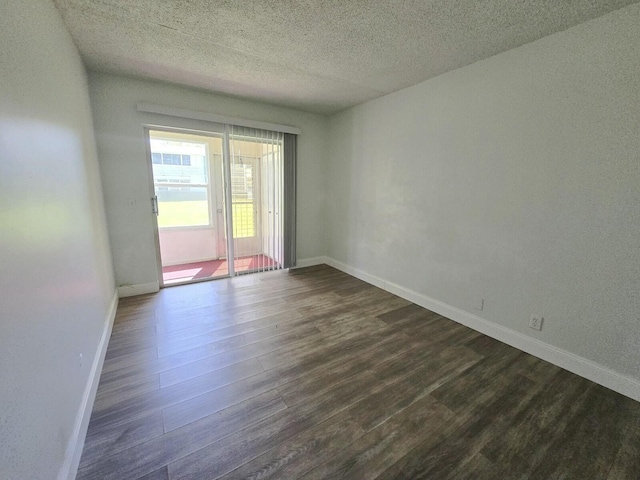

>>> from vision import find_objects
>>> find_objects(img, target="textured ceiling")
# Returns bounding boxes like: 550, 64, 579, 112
53, 0, 637, 114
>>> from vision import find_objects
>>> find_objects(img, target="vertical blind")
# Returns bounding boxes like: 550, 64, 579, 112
227, 125, 296, 274
282, 133, 296, 269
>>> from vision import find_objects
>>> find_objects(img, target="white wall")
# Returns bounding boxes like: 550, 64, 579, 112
0, 1, 116, 478
159, 228, 218, 266
327, 5, 640, 386
89, 73, 329, 291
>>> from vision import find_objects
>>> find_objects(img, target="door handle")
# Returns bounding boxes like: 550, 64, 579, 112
151, 196, 159, 215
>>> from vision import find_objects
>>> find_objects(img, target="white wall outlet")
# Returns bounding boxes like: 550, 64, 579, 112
474, 298, 484, 311
529, 315, 543, 331
79, 353, 83, 368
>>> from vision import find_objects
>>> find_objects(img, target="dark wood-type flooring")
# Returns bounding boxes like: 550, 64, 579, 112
78, 265, 640, 479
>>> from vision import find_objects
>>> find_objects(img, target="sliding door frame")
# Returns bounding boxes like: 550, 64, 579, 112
143, 124, 230, 287
222, 125, 235, 277
143, 126, 165, 287
143, 121, 292, 287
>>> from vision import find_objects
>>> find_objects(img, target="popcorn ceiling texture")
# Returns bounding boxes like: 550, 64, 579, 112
52, 0, 637, 114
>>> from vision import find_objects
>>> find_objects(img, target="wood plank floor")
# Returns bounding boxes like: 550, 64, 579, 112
78, 265, 640, 480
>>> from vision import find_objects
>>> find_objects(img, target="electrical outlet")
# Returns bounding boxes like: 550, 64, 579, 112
474, 298, 484, 311
529, 315, 543, 331
79, 353, 83, 368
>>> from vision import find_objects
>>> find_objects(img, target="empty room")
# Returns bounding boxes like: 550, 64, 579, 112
1, 1, 639, 479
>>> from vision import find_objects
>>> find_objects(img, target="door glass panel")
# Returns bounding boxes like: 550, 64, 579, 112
156, 186, 209, 228
150, 138, 210, 228
148, 130, 227, 285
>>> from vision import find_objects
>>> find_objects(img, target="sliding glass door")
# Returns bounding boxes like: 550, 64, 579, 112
148, 129, 228, 285
147, 124, 288, 286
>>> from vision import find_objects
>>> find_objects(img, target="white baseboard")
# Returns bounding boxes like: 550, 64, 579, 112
117, 282, 159, 298
58, 290, 118, 480
324, 256, 640, 402
292, 256, 328, 269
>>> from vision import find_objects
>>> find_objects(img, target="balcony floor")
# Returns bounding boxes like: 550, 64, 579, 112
162, 254, 277, 285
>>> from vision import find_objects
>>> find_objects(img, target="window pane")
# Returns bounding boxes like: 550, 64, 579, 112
149, 136, 210, 228
230, 162, 255, 238
232, 202, 255, 238
156, 186, 209, 227
231, 163, 253, 200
